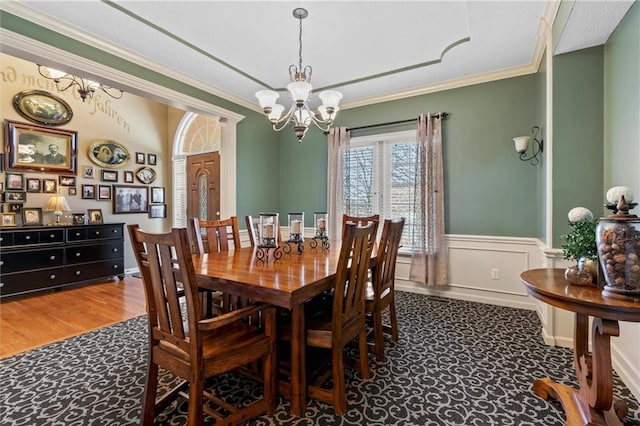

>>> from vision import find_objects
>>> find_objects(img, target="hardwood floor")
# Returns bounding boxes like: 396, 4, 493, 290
0, 277, 146, 359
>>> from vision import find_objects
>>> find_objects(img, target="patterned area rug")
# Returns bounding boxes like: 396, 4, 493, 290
1, 292, 639, 425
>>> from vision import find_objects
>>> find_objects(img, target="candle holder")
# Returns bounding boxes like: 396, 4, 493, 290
310, 212, 330, 250
284, 212, 305, 255
256, 212, 282, 262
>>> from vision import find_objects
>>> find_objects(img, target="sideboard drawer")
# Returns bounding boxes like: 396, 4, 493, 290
0, 232, 14, 246
65, 259, 124, 282
65, 242, 123, 264
1, 267, 65, 295
1, 248, 64, 273
13, 231, 40, 245
38, 229, 64, 243
66, 228, 88, 241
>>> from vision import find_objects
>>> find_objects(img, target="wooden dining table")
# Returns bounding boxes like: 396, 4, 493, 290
192, 241, 357, 416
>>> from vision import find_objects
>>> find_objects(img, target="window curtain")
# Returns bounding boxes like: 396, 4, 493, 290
409, 113, 447, 285
327, 127, 350, 240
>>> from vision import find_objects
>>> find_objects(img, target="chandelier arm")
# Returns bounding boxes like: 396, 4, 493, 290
273, 116, 296, 132
99, 85, 124, 99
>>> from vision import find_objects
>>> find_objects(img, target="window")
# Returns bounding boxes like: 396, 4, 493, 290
343, 130, 417, 248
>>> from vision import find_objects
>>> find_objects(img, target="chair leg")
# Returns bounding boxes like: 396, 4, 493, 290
332, 348, 347, 415
358, 330, 370, 380
372, 308, 385, 361
141, 361, 159, 426
187, 376, 204, 426
264, 343, 277, 414
389, 298, 399, 342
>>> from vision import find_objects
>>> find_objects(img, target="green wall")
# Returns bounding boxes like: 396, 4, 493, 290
280, 75, 541, 237
552, 47, 605, 248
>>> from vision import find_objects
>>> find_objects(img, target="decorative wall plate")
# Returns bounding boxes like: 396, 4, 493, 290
135, 167, 157, 184
88, 140, 130, 169
12, 90, 73, 126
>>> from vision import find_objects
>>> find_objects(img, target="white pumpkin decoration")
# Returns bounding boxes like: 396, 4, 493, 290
568, 207, 594, 223
606, 186, 634, 204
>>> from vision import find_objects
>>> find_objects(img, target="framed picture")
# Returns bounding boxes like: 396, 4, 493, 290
43, 179, 57, 194
151, 186, 165, 203
147, 153, 157, 166
59, 175, 76, 186
98, 185, 112, 200
0, 153, 3, 171
72, 213, 86, 225
136, 167, 157, 184
4, 119, 77, 174
83, 165, 95, 179
87, 208, 104, 224
68, 187, 77, 196
123, 170, 134, 183
12, 90, 73, 126
22, 207, 43, 226
149, 204, 167, 219
5, 191, 27, 203
101, 170, 118, 182
0, 182, 3, 192
81, 184, 96, 199
1, 212, 17, 227
26, 178, 41, 193
8, 203, 22, 213
135, 152, 145, 164
113, 185, 148, 214
88, 140, 130, 169
6, 172, 25, 190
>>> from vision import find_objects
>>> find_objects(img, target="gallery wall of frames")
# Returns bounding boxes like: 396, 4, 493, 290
0, 54, 177, 269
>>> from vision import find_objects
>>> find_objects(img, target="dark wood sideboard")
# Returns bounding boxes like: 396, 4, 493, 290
0, 223, 125, 297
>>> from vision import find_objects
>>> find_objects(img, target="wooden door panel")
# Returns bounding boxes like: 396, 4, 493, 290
187, 152, 220, 221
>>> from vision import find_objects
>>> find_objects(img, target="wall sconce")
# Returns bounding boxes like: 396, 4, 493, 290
514, 125, 544, 166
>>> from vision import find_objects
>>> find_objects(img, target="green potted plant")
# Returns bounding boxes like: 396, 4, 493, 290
561, 207, 598, 285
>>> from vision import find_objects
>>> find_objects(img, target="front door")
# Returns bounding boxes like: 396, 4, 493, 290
187, 152, 220, 221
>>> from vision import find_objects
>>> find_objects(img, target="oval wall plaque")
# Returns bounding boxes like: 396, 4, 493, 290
12, 90, 73, 126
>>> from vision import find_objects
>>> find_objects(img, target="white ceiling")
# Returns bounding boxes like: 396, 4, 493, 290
2, 1, 634, 112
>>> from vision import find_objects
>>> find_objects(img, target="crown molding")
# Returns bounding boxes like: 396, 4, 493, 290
0, 28, 245, 123
1, 2, 258, 114
340, 63, 539, 109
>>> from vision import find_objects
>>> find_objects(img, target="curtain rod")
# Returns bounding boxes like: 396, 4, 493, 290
346, 112, 449, 133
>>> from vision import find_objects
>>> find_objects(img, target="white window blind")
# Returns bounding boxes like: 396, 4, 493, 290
173, 157, 186, 228
343, 130, 417, 248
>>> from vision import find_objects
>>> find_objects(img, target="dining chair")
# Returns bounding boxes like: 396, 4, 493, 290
365, 218, 405, 361
128, 225, 276, 426
341, 213, 380, 237
192, 216, 241, 253
281, 222, 376, 414
188, 216, 246, 316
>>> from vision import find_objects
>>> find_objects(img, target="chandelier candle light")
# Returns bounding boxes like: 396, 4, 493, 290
37, 65, 123, 102
255, 8, 342, 141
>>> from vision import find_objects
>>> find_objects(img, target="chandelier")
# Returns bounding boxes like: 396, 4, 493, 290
37, 65, 123, 102
255, 8, 342, 141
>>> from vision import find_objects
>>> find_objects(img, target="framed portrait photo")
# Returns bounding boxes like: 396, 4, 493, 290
12, 90, 73, 126
113, 185, 148, 214
22, 207, 43, 226
123, 170, 134, 183
147, 153, 157, 166
150, 186, 165, 204
101, 169, 118, 182
1, 212, 17, 227
5, 191, 26, 203
87, 208, 104, 224
88, 140, 130, 169
81, 184, 96, 199
59, 175, 76, 186
4, 119, 77, 174
68, 187, 77, 196
135, 152, 145, 164
83, 165, 95, 179
26, 178, 41, 193
149, 204, 167, 219
6, 172, 24, 191
98, 184, 112, 200
43, 178, 57, 194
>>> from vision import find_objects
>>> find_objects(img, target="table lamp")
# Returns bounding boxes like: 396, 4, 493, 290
44, 195, 71, 224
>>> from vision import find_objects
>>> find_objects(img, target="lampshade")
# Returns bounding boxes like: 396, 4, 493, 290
44, 196, 71, 224
513, 136, 530, 153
